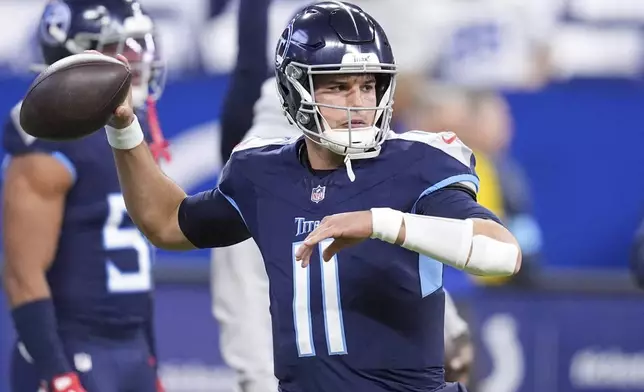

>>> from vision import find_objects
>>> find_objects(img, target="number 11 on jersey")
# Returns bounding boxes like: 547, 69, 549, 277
292, 239, 347, 357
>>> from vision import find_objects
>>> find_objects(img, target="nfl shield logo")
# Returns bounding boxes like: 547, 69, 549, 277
311, 185, 326, 203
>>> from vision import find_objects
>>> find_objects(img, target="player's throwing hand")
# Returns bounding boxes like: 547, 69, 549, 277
295, 211, 373, 267
83, 50, 135, 129
108, 54, 135, 129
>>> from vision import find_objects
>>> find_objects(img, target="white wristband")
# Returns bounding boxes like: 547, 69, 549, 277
105, 115, 145, 150
370, 208, 404, 244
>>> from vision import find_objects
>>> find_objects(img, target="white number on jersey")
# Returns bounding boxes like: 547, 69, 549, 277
292, 239, 347, 357
103, 193, 152, 293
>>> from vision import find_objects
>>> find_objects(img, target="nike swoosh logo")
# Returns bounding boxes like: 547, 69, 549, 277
442, 134, 458, 144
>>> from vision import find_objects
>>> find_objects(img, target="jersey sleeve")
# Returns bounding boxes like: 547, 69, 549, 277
177, 188, 251, 248
178, 152, 256, 248
415, 186, 502, 225
2, 102, 77, 182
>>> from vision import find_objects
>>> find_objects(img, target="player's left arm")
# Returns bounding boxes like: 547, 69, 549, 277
296, 185, 521, 277
399, 184, 521, 276
219, 0, 270, 161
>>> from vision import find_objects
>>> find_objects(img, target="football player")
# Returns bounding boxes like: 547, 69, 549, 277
216, 74, 475, 389
2, 1, 168, 391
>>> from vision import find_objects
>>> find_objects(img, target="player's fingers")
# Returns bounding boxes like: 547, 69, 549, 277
114, 105, 135, 120
294, 243, 310, 261
84, 49, 102, 56
300, 247, 314, 268
322, 239, 346, 261
115, 53, 130, 67
303, 225, 335, 247
296, 243, 317, 268
303, 221, 327, 240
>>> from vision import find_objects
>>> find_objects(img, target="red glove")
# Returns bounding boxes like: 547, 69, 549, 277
148, 356, 165, 392
42, 372, 87, 392
156, 377, 165, 392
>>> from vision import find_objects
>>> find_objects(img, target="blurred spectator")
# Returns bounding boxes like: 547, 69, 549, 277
408, 84, 543, 286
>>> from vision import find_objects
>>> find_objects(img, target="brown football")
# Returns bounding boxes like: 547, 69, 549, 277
19, 53, 131, 141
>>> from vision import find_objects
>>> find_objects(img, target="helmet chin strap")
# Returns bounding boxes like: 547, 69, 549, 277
344, 154, 356, 182
314, 117, 384, 183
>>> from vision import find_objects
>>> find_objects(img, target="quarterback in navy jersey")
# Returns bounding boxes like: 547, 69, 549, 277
2, 1, 168, 392
102, 1, 522, 391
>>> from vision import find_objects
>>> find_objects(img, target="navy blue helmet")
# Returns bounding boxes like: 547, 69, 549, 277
275, 1, 397, 158
37, 0, 165, 108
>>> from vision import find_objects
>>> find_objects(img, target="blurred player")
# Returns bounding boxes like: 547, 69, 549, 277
103, 1, 522, 390
212, 0, 277, 390
2, 1, 168, 391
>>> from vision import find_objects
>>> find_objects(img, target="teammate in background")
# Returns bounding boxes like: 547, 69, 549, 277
2, 1, 168, 391
103, 2, 522, 390
218, 0, 271, 163
211, 0, 277, 391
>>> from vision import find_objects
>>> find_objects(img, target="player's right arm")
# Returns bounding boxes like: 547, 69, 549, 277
105, 54, 250, 250
108, 120, 251, 250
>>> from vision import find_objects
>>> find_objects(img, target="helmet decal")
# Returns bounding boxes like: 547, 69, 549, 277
39, 0, 72, 47
275, 22, 293, 69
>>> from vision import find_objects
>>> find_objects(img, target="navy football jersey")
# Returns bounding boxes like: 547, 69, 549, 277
2, 102, 154, 335
217, 131, 481, 391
